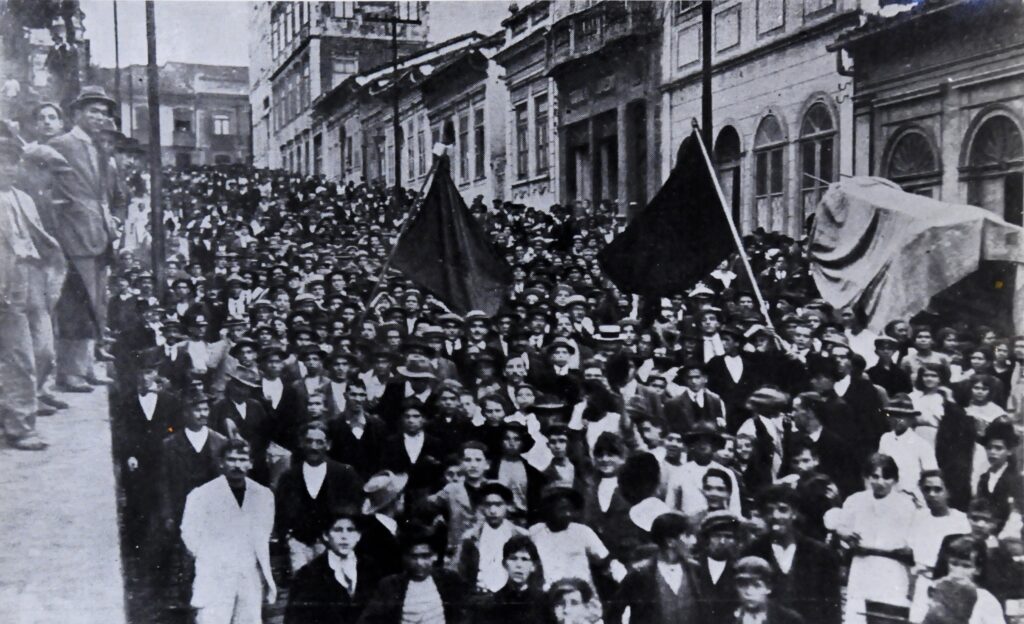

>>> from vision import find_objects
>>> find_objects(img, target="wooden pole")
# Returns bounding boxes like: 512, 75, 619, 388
691, 119, 774, 329
701, 1, 713, 150
113, 0, 121, 115
146, 0, 165, 298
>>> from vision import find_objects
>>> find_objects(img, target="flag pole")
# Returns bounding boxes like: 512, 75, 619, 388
357, 152, 442, 325
690, 119, 774, 329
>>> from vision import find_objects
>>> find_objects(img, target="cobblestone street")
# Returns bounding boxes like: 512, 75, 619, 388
0, 386, 125, 624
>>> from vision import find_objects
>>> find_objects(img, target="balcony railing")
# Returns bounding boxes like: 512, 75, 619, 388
547, 1, 657, 72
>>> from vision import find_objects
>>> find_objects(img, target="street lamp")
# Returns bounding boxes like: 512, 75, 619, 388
363, 1, 422, 193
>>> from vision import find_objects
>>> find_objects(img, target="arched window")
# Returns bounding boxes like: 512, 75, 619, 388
885, 128, 940, 197
799, 102, 836, 220
754, 115, 786, 231
964, 114, 1023, 225
714, 126, 742, 227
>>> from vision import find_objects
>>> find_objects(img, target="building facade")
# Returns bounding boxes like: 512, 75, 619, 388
115, 63, 252, 167
663, 0, 860, 237
494, 1, 560, 209
248, 1, 430, 172
547, 0, 664, 216
832, 0, 1024, 330
312, 32, 510, 204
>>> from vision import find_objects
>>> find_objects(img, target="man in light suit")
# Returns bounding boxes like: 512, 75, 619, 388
48, 85, 118, 391
180, 438, 276, 624
0, 134, 66, 449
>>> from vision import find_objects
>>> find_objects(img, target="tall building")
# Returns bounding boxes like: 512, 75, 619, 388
248, 1, 430, 171
111, 63, 252, 167
662, 0, 860, 237
545, 0, 664, 216
493, 1, 559, 209
831, 0, 1024, 329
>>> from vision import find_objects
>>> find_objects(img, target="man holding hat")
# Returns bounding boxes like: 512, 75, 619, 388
0, 127, 67, 449
357, 470, 409, 578
49, 85, 119, 392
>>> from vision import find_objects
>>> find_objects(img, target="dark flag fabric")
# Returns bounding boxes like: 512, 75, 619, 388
391, 155, 513, 315
598, 130, 736, 297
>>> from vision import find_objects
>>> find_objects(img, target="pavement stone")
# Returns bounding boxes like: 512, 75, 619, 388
0, 385, 126, 624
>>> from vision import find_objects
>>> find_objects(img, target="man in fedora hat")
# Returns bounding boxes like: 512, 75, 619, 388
211, 368, 273, 484
878, 394, 938, 495
357, 470, 409, 578
0, 130, 66, 449
380, 400, 444, 496
376, 359, 437, 432
49, 85, 119, 392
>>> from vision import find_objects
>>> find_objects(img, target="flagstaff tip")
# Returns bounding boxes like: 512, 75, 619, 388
691, 118, 700, 130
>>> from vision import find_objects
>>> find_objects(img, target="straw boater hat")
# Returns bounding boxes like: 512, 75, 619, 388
361, 470, 409, 515
397, 359, 437, 380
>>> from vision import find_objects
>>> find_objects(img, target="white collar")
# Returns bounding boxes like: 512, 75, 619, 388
988, 462, 1009, 483
375, 513, 398, 535
184, 426, 209, 452
834, 375, 851, 396
404, 382, 431, 402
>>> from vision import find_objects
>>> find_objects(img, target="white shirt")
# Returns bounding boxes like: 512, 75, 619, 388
771, 542, 797, 574
232, 401, 247, 420
907, 508, 970, 570
723, 354, 744, 382
304, 376, 323, 395
629, 497, 671, 531
330, 381, 347, 413
703, 334, 725, 363
529, 522, 609, 588
327, 551, 358, 594
404, 432, 425, 463
687, 389, 706, 408
657, 562, 683, 593
707, 558, 727, 583
834, 375, 852, 397
302, 461, 328, 499
262, 377, 283, 408
187, 340, 209, 372
138, 393, 158, 421
597, 477, 618, 512
878, 429, 938, 493
477, 522, 514, 592
184, 426, 209, 453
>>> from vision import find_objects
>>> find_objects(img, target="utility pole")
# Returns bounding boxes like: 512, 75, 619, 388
701, 0, 713, 151
365, 2, 422, 196
113, 0, 121, 123
145, 0, 165, 297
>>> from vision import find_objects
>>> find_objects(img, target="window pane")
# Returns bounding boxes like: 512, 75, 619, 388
801, 141, 816, 188
515, 104, 529, 179
535, 95, 549, 175
770, 148, 783, 194
459, 112, 470, 181
474, 108, 485, 179
756, 152, 768, 195
820, 138, 834, 183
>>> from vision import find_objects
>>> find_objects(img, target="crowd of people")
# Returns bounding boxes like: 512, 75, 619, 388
2, 83, 1024, 624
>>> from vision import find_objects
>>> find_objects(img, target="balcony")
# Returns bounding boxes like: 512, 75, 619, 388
547, 1, 657, 74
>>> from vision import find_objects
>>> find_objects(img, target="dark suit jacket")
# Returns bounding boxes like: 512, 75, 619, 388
581, 478, 642, 562
210, 398, 272, 481
836, 377, 887, 455
810, 428, 862, 498
328, 414, 390, 480
743, 535, 842, 624
276, 459, 365, 545
608, 559, 705, 624
375, 382, 436, 433
473, 581, 547, 624
159, 428, 227, 526
664, 390, 725, 434
485, 458, 545, 524
867, 363, 912, 396
380, 433, 445, 495
530, 366, 583, 406
975, 465, 1024, 527
693, 556, 738, 624
706, 354, 758, 431
356, 516, 403, 578
358, 570, 466, 624
726, 603, 805, 624
285, 552, 381, 624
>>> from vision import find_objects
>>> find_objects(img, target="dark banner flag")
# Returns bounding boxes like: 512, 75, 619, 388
598, 130, 736, 297
391, 155, 512, 315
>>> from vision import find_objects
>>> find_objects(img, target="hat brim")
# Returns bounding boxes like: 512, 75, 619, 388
397, 367, 437, 379
72, 94, 116, 111
361, 473, 410, 515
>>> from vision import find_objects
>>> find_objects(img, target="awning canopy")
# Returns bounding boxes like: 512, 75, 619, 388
809, 176, 1024, 332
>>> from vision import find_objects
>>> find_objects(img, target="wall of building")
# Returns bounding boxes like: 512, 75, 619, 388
663, 1, 858, 237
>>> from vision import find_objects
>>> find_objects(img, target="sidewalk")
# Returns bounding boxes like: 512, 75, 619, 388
0, 386, 126, 624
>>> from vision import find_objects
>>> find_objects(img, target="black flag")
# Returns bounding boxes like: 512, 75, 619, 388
597, 130, 735, 297
391, 155, 512, 315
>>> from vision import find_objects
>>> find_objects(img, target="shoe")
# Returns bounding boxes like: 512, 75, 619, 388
38, 394, 69, 410
9, 436, 48, 451
56, 377, 94, 393
35, 405, 58, 417
85, 374, 114, 386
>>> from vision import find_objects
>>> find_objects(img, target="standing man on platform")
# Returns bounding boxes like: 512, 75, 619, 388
48, 85, 117, 392
0, 133, 66, 450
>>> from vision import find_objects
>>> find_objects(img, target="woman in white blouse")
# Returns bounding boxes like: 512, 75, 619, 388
825, 453, 917, 624
909, 362, 954, 445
